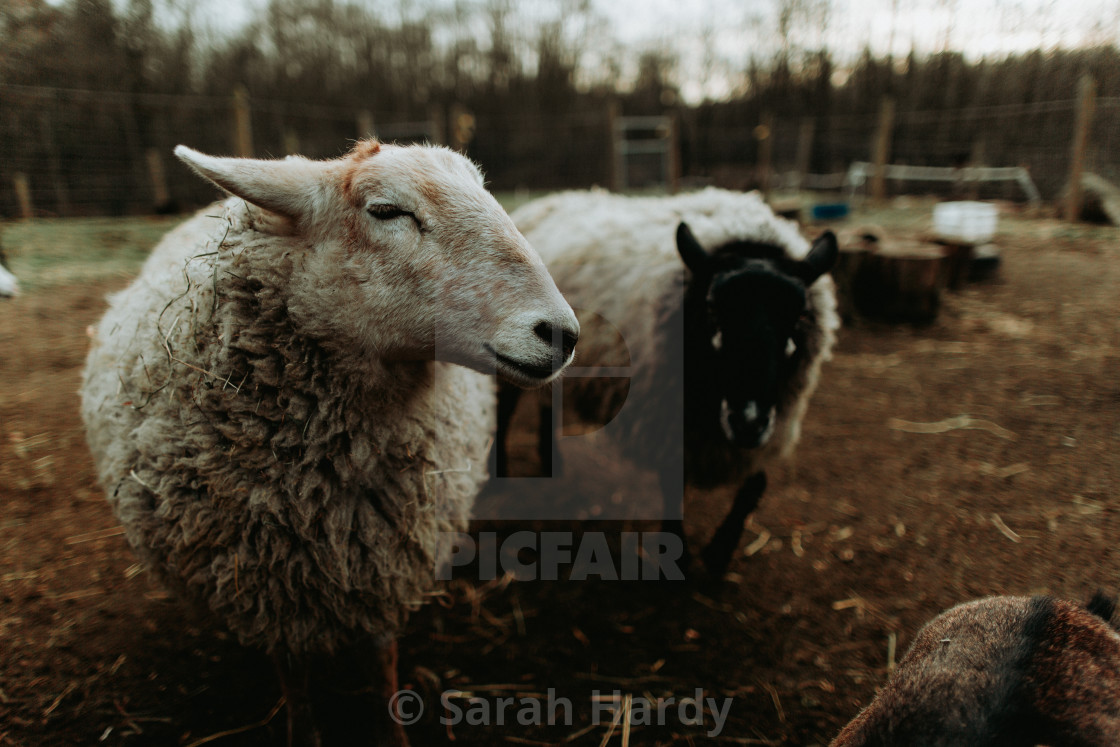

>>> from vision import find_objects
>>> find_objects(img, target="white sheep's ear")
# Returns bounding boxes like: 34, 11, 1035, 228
797, 230, 838, 285
174, 146, 330, 221
676, 222, 710, 277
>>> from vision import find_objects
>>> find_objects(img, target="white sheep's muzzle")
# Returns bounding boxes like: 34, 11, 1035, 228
485, 306, 580, 388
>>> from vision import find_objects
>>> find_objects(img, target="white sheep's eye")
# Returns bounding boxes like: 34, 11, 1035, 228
367, 204, 425, 233
785, 338, 797, 357
367, 204, 411, 221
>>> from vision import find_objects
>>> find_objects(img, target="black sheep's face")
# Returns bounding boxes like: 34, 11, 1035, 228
707, 266, 805, 447
677, 222, 837, 449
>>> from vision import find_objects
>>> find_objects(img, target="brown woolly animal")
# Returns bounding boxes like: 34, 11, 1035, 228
831, 593, 1120, 746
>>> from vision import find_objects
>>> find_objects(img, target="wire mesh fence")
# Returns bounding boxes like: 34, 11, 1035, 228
2, 83, 1116, 218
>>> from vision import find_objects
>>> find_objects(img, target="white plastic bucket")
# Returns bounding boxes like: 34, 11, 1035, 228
933, 201, 998, 243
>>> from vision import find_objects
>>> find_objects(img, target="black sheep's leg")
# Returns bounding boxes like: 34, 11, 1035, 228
272, 651, 322, 747
658, 466, 691, 578
494, 382, 521, 478
701, 471, 767, 579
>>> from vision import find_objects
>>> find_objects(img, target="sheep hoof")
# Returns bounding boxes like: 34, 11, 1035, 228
284, 704, 322, 747
374, 720, 411, 747
700, 541, 738, 581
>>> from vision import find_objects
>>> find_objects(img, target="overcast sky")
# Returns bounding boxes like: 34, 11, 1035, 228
588, 0, 1119, 99
165, 0, 1119, 101
179, 0, 1119, 51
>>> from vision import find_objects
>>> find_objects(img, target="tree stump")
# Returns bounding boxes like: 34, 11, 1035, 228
832, 242, 872, 323
769, 198, 803, 223
1080, 173, 1120, 225
969, 243, 1002, 282
853, 240, 946, 324
936, 240, 974, 290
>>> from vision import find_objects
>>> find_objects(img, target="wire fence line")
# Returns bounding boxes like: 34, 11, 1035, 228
2, 83, 1117, 218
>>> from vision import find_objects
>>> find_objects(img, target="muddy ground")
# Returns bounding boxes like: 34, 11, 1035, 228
1, 202, 1118, 746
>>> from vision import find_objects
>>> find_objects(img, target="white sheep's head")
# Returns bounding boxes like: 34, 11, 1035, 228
174, 140, 578, 388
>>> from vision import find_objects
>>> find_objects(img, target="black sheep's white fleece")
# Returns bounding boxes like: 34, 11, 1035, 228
512, 187, 839, 487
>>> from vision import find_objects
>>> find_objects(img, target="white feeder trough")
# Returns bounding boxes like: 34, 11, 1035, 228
933, 201, 998, 244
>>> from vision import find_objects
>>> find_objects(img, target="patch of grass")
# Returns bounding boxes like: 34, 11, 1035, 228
494, 189, 551, 215
2, 216, 185, 291
2, 195, 542, 292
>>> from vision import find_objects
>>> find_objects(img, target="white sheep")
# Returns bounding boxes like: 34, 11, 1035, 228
501, 187, 838, 578
831, 593, 1120, 746
0, 246, 19, 297
80, 139, 578, 746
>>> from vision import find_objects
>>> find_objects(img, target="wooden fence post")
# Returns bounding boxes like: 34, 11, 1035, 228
795, 117, 815, 190
38, 111, 70, 216
428, 104, 445, 146
1064, 75, 1097, 222
870, 97, 896, 201
121, 97, 149, 207
232, 85, 253, 158
607, 99, 621, 192
13, 174, 33, 220
755, 111, 774, 195
450, 104, 475, 153
357, 110, 375, 140
667, 109, 681, 194
966, 138, 986, 200
283, 129, 301, 156
145, 148, 171, 212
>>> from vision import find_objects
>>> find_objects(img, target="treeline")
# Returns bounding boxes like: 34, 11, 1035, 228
697, 46, 1119, 191
1, 0, 1118, 215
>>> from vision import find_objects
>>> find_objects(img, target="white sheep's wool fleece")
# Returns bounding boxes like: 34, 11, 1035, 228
82, 199, 494, 654
513, 187, 839, 481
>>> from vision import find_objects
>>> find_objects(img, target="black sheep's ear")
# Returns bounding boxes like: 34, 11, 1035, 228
797, 230, 838, 285
676, 222, 709, 276
1086, 590, 1118, 625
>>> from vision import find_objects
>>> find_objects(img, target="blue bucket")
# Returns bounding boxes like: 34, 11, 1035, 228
810, 202, 850, 221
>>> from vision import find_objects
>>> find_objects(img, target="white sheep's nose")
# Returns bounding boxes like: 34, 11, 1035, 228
533, 319, 579, 361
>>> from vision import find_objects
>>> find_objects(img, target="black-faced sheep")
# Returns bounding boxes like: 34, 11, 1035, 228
80, 140, 578, 746
831, 593, 1120, 746
498, 188, 838, 578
